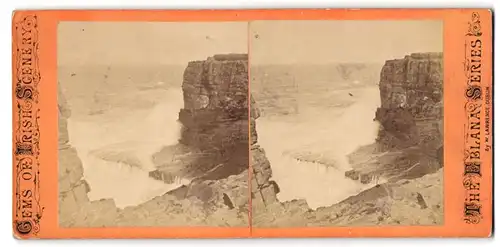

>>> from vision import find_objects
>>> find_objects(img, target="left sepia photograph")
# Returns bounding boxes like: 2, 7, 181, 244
57, 22, 250, 227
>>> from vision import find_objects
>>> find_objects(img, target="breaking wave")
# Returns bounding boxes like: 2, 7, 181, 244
256, 86, 382, 209
67, 86, 189, 208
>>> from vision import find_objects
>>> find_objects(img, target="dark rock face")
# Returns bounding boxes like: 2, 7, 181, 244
345, 53, 444, 184
146, 54, 250, 224
151, 54, 249, 182
345, 170, 360, 181
375, 52, 443, 151
251, 53, 444, 227
59, 55, 251, 227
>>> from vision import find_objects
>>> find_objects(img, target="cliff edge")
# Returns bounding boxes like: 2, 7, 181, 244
376, 52, 443, 151
346, 52, 444, 184
59, 54, 251, 227
252, 52, 444, 227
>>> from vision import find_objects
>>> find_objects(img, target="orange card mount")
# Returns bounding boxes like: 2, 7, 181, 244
12, 9, 492, 239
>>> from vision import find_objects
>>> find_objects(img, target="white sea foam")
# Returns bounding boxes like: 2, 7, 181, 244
256, 86, 382, 209
67, 86, 188, 208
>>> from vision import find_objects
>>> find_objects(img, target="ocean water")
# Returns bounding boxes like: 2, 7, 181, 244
61, 63, 383, 210
66, 86, 190, 209
256, 86, 382, 209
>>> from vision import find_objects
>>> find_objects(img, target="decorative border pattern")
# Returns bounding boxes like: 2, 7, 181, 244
462, 11, 483, 224
13, 14, 43, 237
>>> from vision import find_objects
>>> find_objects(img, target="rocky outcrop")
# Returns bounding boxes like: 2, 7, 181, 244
151, 54, 249, 182
345, 53, 444, 185
114, 171, 249, 227
58, 82, 87, 226
251, 53, 444, 227
147, 54, 251, 225
250, 95, 280, 213
253, 168, 444, 227
58, 83, 120, 227
59, 54, 251, 227
376, 52, 443, 151
177, 54, 249, 180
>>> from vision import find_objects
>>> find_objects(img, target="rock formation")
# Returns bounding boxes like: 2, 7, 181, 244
177, 53, 249, 180
150, 54, 249, 181
58, 83, 119, 227
346, 52, 444, 184
251, 52, 444, 227
58, 83, 88, 225
59, 54, 251, 227
59, 51, 444, 227
250, 94, 280, 213
149, 54, 250, 215
253, 168, 444, 227
375, 52, 443, 151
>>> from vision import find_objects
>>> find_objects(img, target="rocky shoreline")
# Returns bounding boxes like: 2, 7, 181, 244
59, 52, 444, 228
252, 168, 443, 227
345, 52, 444, 185
252, 52, 444, 227
59, 54, 251, 227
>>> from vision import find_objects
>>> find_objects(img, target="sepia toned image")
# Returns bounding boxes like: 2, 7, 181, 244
57, 22, 250, 227
250, 20, 444, 227
12, 9, 493, 239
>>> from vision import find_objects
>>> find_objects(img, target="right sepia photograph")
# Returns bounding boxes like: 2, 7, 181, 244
249, 20, 444, 227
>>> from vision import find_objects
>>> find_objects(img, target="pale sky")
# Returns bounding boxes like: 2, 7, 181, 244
58, 20, 443, 66
250, 20, 443, 64
57, 22, 248, 66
